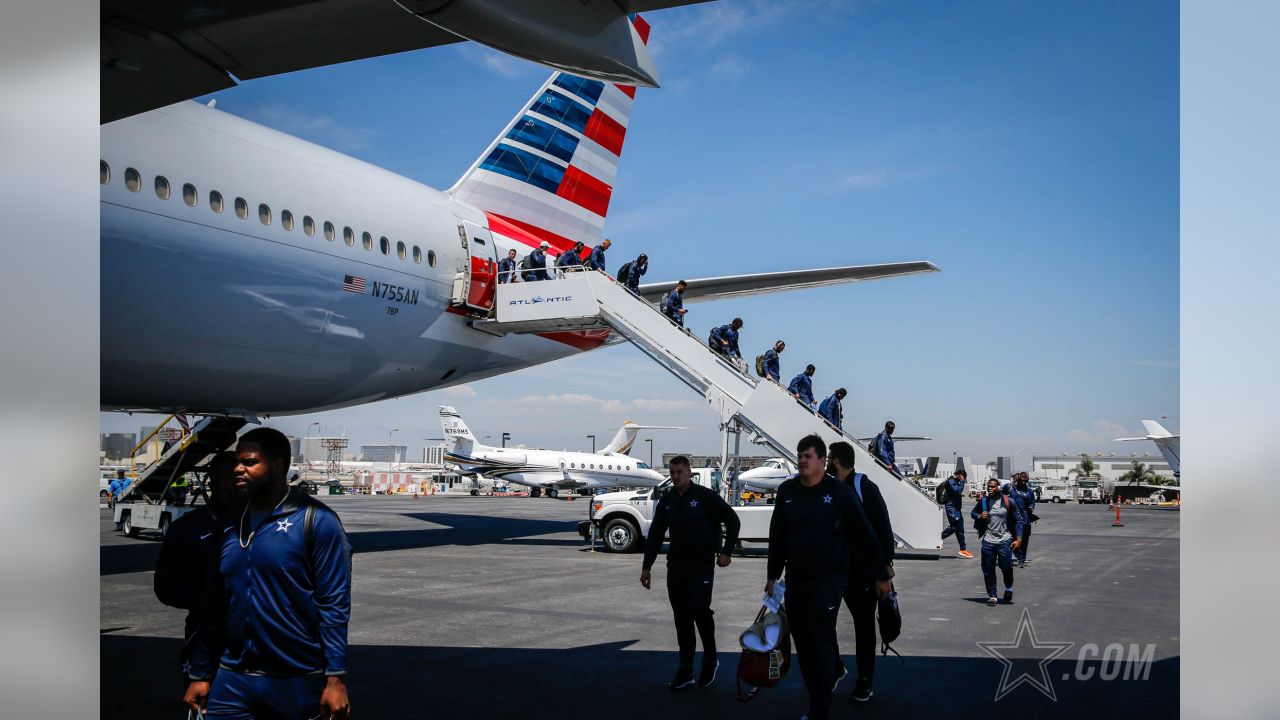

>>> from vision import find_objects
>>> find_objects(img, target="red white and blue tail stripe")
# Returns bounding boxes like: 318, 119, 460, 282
448, 15, 652, 255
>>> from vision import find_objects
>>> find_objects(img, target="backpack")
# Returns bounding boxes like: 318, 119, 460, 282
616, 261, 632, 284
754, 354, 766, 377
877, 590, 903, 656
935, 482, 948, 505
973, 494, 1007, 536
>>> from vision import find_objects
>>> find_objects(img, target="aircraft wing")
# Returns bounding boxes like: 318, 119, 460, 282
102, 0, 707, 124
637, 261, 941, 304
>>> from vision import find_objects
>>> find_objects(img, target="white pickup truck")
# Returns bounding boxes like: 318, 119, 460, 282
578, 480, 774, 553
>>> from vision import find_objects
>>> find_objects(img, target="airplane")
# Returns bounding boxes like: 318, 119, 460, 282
737, 458, 796, 493
100, 14, 939, 421
101, 0, 713, 123
438, 405, 670, 497
1114, 420, 1181, 479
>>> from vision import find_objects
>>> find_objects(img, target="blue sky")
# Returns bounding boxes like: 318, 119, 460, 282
101, 0, 1178, 467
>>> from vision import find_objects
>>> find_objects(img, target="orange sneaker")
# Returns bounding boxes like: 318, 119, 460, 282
957, 550, 974, 559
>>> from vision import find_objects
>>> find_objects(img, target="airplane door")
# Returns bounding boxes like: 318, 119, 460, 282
461, 220, 497, 312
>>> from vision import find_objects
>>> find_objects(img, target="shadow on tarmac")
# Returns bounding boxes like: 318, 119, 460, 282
101, 634, 1177, 720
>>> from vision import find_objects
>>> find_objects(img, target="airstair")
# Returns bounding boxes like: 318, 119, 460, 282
120, 415, 247, 503
471, 273, 943, 549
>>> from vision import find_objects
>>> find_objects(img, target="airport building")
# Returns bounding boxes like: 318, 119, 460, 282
1032, 453, 1174, 483
360, 444, 409, 463
100, 432, 137, 461
661, 453, 777, 472
302, 436, 353, 464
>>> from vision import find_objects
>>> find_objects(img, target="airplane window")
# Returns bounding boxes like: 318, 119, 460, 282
209, 191, 223, 213
397, 241, 407, 260
281, 210, 294, 231
303, 216, 314, 236
324, 221, 335, 241
380, 236, 390, 255
155, 175, 170, 199
362, 231, 373, 251
590, 464, 595, 469
100, 160, 109, 185
182, 183, 197, 207
570, 463, 575, 469
259, 204, 272, 225
124, 167, 140, 192
343, 226, 354, 246
428, 250, 437, 267
412, 245, 422, 264
235, 197, 247, 219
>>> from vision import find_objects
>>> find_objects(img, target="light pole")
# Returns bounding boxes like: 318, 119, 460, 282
587, 434, 596, 453
646, 438, 654, 466
502, 432, 510, 448
388, 428, 399, 468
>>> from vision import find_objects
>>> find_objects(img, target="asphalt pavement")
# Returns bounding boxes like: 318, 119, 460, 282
101, 495, 1178, 718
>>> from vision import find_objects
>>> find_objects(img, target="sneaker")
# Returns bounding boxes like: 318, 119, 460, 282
697, 659, 719, 688
668, 668, 695, 691
833, 662, 848, 691
1021, 559, 1031, 567
986, 596, 998, 606
1003, 590, 1014, 604
850, 677, 874, 703
958, 549, 974, 559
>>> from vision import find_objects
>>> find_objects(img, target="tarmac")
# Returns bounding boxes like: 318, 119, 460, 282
101, 495, 1178, 719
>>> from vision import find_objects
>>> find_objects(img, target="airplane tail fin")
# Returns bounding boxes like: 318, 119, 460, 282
447, 15, 652, 257
600, 420, 683, 456
1141, 419, 1176, 438
439, 406, 480, 454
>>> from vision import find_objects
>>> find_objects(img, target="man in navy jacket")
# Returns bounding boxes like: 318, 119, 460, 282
788, 364, 817, 410
586, 238, 612, 272
762, 340, 784, 382
661, 281, 688, 326
186, 427, 353, 720
818, 388, 846, 431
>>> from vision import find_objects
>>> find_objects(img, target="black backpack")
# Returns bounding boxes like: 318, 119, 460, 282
934, 482, 948, 505
616, 261, 632, 284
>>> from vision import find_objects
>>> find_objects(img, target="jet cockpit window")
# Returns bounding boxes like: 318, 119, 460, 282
124, 167, 140, 192
154, 175, 170, 199
209, 191, 223, 213
182, 183, 197, 207
100, 160, 109, 185
259, 204, 271, 225
235, 197, 248, 219
362, 231, 372, 251
380, 236, 390, 255
303, 216, 315, 236
637, 462, 650, 469
281, 210, 294, 231
324, 221, 335, 241
397, 241, 406, 260
343, 226, 354, 246
412, 245, 422, 264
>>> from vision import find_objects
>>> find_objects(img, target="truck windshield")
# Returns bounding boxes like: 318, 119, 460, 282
1078, 481, 1099, 488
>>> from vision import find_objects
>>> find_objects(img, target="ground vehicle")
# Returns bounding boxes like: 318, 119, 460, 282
114, 499, 199, 539
580, 481, 773, 553
1075, 478, 1104, 504
1031, 479, 1073, 504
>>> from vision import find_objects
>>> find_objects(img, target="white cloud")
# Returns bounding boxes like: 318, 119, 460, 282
1064, 419, 1132, 444
245, 102, 382, 154
442, 385, 478, 399
459, 44, 537, 79
709, 54, 752, 81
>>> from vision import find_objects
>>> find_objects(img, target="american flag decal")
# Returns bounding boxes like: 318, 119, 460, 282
342, 275, 366, 294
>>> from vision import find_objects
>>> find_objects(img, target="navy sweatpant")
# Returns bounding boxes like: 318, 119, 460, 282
206, 668, 326, 720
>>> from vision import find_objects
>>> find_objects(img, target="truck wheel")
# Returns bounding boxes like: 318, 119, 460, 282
159, 514, 171, 539
530, 488, 541, 498
99, 490, 109, 498
470, 489, 478, 496
1052, 496, 1061, 504
547, 488, 559, 499
603, 518, 639, 553
121, 511, 140, 538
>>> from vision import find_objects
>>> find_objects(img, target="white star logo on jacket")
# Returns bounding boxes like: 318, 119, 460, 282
823, 495, 833, 504
276, 518, 294, 533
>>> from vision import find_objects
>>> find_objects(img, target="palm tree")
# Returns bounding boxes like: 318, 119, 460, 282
1070, 454, 1099, 478
1119, 460, 1157, 486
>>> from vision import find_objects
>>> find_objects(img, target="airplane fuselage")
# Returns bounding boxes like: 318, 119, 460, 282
101, 102, 602, 415
445, 446, 662, 491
